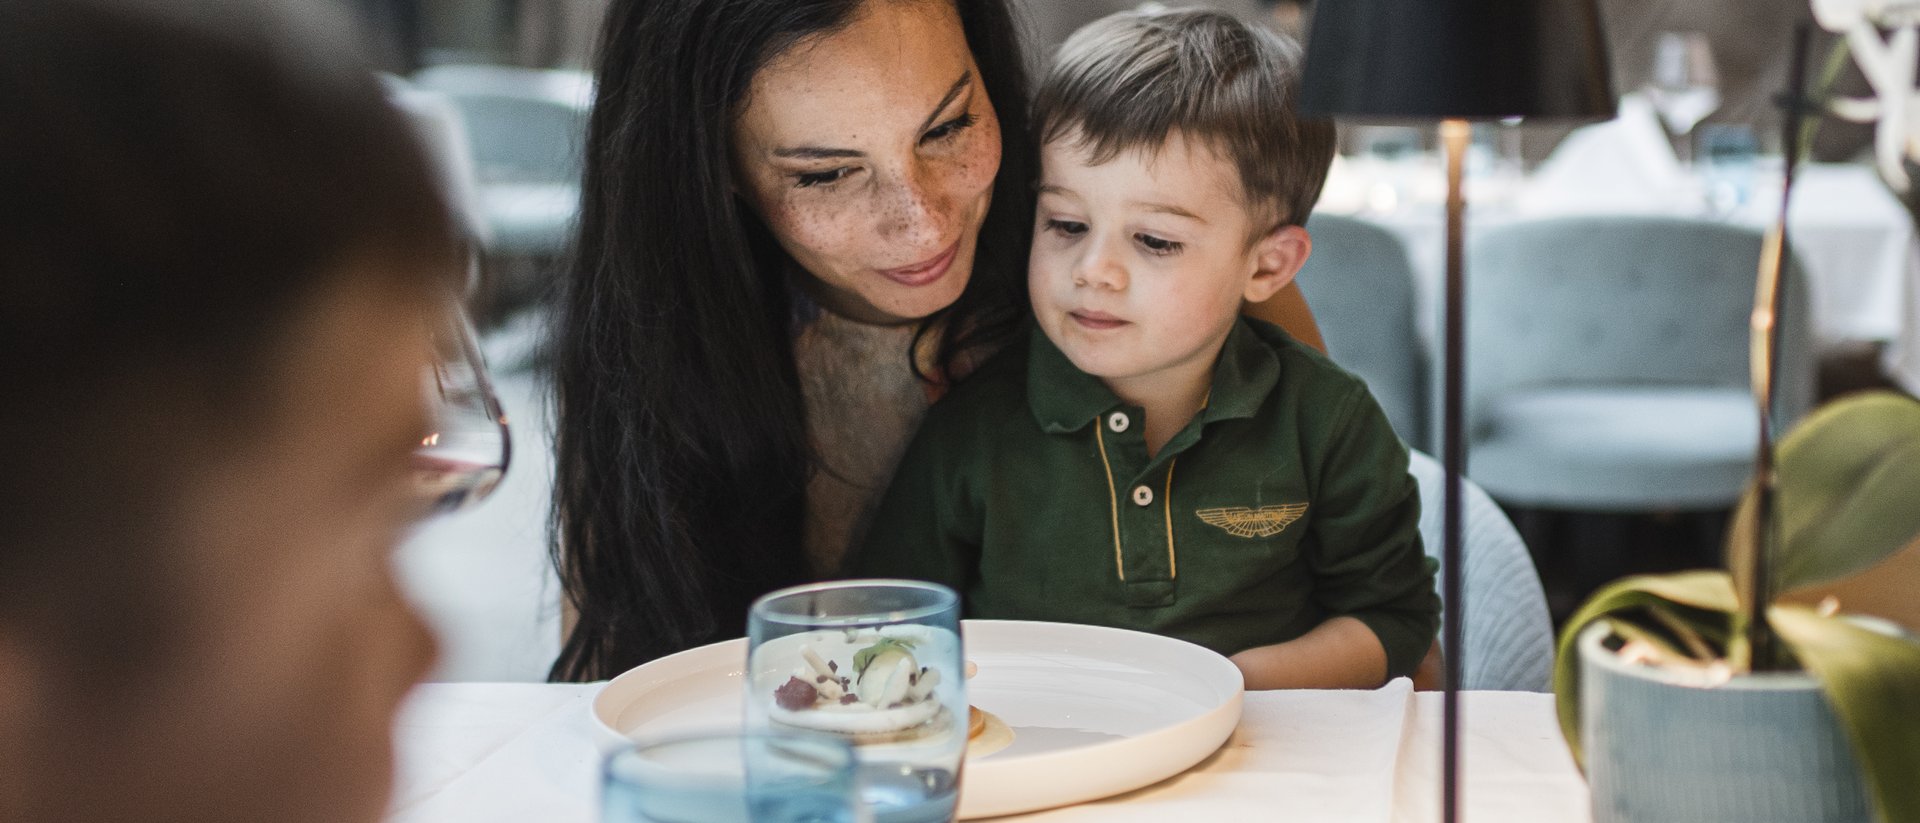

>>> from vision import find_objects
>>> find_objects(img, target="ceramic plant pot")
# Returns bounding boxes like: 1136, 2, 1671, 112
1577, 623, 1873, 823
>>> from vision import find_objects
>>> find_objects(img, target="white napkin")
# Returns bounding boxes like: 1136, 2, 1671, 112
1014, 681, 1416, 822
1515, 92, 1696, 216
1392, 691, 1592, 823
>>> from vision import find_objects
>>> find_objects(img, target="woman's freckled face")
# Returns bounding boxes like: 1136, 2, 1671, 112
731, 0, 1001, 325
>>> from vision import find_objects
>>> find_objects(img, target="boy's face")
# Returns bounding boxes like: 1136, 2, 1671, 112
1030, 130, 1308, 397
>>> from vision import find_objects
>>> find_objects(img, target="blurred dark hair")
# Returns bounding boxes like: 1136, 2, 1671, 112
0, 0, 459, 674
1034, 7, 1336, 229
551, 0, 1034, 681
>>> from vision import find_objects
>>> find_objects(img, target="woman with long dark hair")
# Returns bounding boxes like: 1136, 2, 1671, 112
551, 0, 1324, 681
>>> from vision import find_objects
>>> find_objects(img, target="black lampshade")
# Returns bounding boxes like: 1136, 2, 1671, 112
1300, 0, 1615, 121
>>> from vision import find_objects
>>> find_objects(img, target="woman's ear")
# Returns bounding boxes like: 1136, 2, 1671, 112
1245, 224, 1312, 304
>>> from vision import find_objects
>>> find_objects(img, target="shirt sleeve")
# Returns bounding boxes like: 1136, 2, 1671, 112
1305, 385, 1442, 681
841, 407, 981, 594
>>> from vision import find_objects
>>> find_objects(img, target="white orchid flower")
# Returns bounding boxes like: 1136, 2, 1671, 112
1815, 0, 1920, 189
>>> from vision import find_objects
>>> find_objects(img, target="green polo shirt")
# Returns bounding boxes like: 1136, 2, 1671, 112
847, 318, 1441, 680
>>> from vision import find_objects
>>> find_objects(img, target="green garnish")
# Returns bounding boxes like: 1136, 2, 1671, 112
851, 637, 917, 674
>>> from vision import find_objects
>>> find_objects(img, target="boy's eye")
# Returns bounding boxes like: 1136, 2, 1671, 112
1135, 233, 1183, 255
1045, 218, 1087, 237
922, 112, 978, 144
795, 168, 854, 188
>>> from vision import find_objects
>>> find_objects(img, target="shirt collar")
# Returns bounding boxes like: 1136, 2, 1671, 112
1026, 319, 1282, 433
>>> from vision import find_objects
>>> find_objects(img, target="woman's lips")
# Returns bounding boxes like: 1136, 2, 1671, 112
1069, 310, 1129, 330
877, 240, 961, 287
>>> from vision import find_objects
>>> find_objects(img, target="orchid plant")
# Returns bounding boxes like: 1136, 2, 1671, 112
1553, 8, 1920, 821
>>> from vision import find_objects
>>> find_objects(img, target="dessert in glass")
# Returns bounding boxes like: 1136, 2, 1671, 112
748, 581, 965, 823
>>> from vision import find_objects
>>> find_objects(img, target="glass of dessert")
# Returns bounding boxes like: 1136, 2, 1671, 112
747, 580, 966, 823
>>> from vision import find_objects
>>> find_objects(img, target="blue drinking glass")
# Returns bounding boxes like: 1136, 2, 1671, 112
747, 581, 967, 823
602, 731, 863, 823
1698, 123, 1759, 215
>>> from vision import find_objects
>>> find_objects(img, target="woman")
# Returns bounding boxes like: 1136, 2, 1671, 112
551, 0, 1322, 681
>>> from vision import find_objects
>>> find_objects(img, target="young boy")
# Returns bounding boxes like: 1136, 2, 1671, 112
848, 8, 1439, 689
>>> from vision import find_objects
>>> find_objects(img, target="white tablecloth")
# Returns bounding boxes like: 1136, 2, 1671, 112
1885, 246, 1920, 395
385, 681, 1590, 823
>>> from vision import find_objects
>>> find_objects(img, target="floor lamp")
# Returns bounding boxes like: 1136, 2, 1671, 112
1298, 2, 1615, 820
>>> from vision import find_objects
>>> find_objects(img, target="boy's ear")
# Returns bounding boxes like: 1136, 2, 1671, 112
1245, 223, 1312, 304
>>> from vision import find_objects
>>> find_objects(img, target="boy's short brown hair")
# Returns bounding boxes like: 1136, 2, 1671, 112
1033, 7, 1337, 229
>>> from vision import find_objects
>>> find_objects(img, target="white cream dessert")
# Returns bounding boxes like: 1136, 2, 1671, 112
766, 631, 950, 742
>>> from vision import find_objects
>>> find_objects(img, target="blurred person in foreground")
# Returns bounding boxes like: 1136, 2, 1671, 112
0, 1, 460, 821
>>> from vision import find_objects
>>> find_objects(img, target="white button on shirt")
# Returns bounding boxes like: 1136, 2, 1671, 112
1131, 485, 1154, 506
1108, 412, 1131, 433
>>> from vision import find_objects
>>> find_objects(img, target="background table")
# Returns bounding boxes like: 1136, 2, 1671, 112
1320, 161, 1918, 361
386, 680, 1590, 823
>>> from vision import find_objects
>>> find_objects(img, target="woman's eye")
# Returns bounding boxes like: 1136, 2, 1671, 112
1136, 233, 1182, 255
795, 168, 853, 188
922, 112, 978, 144
1045, 219, 1087, 237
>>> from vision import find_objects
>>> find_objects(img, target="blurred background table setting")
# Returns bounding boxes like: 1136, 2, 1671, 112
1314, 91, 1916, 375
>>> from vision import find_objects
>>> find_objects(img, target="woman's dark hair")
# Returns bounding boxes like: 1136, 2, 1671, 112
0, 0, 459, 678
551, 0, 1035, 681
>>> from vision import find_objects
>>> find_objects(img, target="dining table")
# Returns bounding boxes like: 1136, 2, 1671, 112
1322, 159, 1917, 355
1320, 96, 1920, 397
385, 679, 1591, 823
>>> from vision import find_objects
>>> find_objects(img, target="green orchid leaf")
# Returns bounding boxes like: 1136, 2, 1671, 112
1553, 571, 1739, 767
1724, 479, 1763, 609
1771, 606, 1920, 823
1730, 392, 1920, 603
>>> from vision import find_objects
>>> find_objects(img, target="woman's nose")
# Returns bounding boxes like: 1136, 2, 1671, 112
876, 168, 950, 248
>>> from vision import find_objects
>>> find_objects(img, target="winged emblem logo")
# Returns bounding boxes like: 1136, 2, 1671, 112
1196, 503, 1309, 538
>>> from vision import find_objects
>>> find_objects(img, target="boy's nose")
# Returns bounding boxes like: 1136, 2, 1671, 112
1073, 238, 1128, 291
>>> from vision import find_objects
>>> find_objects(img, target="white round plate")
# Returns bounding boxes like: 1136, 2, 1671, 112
590, 619, 1244, 819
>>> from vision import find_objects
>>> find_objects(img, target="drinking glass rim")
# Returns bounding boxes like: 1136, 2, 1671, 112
750, 578, 959, 627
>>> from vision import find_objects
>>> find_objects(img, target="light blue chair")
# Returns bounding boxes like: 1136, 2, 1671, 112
1297, 213, 1429, 451
1465, 216, 1816, 511
412, 64, 592, 257
1408, 450, 1553, 691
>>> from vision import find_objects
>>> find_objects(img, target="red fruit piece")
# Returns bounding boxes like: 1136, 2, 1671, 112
774, 676, 819, 711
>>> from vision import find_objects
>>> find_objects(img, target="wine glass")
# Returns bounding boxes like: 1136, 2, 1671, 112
414, 290, 511, 514
747, 581, 966, 823
1645, 31, 1722, 165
